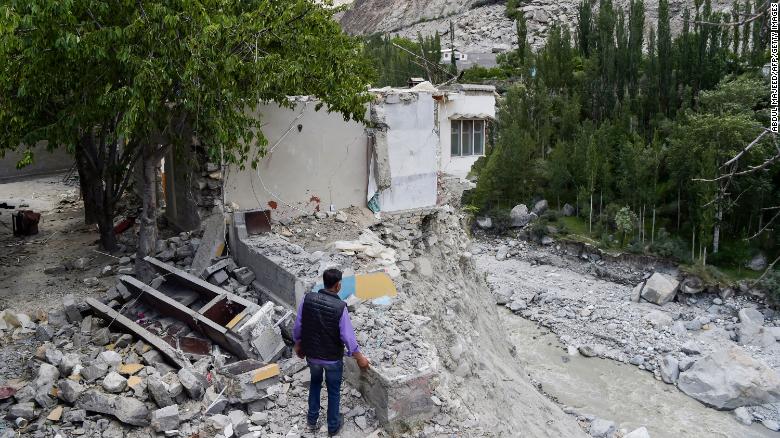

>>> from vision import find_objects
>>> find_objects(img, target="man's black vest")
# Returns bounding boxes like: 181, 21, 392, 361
300, 290, 347, 361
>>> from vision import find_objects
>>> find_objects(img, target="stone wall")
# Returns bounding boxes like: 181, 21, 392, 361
163, 145, 223, 232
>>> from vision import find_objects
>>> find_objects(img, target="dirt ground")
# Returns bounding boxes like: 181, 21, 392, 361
0, 173, 118, 313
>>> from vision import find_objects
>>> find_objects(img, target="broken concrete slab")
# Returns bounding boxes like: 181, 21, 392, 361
76, 390, 149, 426
191, 214, 226, 278
150, 405, 180, 432
62, 294, 83, 324
232, 267, 256, 285
177, 368, 206, 400
57, 379, 84, 404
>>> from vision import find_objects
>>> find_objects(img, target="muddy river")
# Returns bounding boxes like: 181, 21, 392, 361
503, 311, 777, 438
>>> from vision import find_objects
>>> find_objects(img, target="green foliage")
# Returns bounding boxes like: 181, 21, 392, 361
757, 270, 780, 302
362, 33, 448, 87
469, 0, 774, 272
650, 228, 689, 261
461, 66, 510, 82
0, 0, 375, 167
615, 206, 637, 245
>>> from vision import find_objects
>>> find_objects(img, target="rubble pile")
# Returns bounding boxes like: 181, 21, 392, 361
474, 235, 780, 433
0, 227, 383, 437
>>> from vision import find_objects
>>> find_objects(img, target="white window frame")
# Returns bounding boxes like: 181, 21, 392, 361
450, 119, 486, 157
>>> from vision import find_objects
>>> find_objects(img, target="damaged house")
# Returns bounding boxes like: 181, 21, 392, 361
165, 82, 497, 226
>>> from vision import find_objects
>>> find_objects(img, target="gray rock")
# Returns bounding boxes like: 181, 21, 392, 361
476, 217, 492, 229
44, 348, 64, 367
59, 353, 82, 376
62, 294, 83, 324
102, 372, 128, 393
177, 368, 206, 400
232, 267, 256, 286
510, 204, 534, 227
35, 324, 55, 341
147, 377, 175, 408
739, 308, 765, 325
97, 351, 122, 369
82, 361, 109, 382
746, 253, 768, 271
629, 355, 645, 366
624, 427, 650, 438
589, 418, 615, 437
762, 419, 780, 431
8, 402, 36, 420
733, 406, 752, 425
678, 346, 780, 409
562, 203, 575, 217
532, 199, 548, 215
35, 363, 60, 388
63, 408, 86, 423
639, 273, 679, 305
660, 355, 680, 384
92, 327, 111, 346
150, 405, 180, 432
76, 390, 149, 426
57, 379, 85, 404
678, 357, 695, 372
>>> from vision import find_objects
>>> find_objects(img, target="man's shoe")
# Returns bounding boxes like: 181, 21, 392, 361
306, 421, 318, 432
327, 415, 343, 436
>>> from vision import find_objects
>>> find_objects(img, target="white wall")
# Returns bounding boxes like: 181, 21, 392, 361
224, 102, 368, 222
375, 93, 439, 212
439, 92, 496, 179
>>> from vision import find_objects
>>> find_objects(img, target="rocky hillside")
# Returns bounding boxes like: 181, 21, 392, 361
340, 0, 733, 53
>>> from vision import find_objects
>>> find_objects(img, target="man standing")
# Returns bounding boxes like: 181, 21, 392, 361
293, 268, 370, 436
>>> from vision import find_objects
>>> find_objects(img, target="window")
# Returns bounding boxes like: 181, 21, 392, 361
450, 120, 487, 157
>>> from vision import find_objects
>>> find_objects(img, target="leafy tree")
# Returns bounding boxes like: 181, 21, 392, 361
615, 206, 638, 246
1, 0, 374, 278
657, 0, 673, 114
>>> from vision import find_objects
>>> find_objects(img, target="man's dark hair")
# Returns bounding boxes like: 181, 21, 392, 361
323, 269, 343, 289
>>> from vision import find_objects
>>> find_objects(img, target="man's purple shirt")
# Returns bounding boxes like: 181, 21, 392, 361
292, 293, 360, 365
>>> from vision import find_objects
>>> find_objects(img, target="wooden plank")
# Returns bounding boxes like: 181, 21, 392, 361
144, 256, 255, 308
225, 311, 247, 330
252, 363, 281, 383
119, 276, 250, 358
85, 298, 189, 369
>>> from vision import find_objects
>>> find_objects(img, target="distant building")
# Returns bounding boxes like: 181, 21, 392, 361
440, 49, 468, 63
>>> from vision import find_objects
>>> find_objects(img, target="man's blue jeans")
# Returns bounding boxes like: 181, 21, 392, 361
307, 359, 343, 433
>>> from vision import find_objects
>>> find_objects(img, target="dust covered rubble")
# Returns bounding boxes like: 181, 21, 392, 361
0, 229, 385, 438
473, 236, 780, 432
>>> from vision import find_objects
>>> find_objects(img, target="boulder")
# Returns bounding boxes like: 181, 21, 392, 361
624, 427, 650, 438
35, 363, 60, 388
589, 418, 615, 437
531, 199, 548, 215
510, 204, 535, 227
677, 346, 780, 409
562, 203, 575, 217
639, 273, 679, 305
643, 310, 673, 329
475, 217, 493, 229
746, 253, 767, 271
733, 406, 752, 425
738, 308, 765, 325
660, 355, 680, 384
680, 276, 705, 294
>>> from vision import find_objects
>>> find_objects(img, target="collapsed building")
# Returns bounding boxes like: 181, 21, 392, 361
1, 83, 582, 437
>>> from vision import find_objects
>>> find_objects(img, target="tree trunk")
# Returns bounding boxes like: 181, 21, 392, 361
589, 193, 593, 233
135, 145, 162, 282
651, 207, 656, 244
713, 206, 721, 255
75, 139, 118, 251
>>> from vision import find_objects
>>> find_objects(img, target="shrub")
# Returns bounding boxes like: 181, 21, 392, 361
650, 227, 689, 261
757, 270, 780, 304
